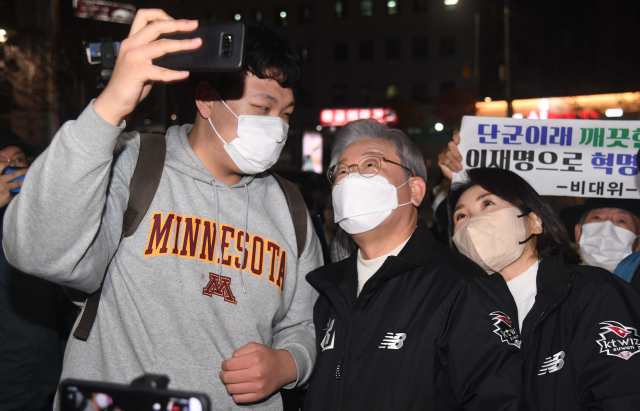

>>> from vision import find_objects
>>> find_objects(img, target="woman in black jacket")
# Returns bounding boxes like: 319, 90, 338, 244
447, 168, 640, 411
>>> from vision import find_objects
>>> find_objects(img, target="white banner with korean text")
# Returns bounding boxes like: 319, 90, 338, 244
456, 116, 640, 199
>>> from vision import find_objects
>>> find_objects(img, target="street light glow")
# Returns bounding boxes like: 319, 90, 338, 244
280, 11, 287, 18
444, 0, 459, 5
605, 108, 624, 117
388, 1, 397, 7
0, 29, 6, 36
316, 125, 323, 131
435, 123, 444, 131
484, 97, 492, 103
234, 14, 241, 21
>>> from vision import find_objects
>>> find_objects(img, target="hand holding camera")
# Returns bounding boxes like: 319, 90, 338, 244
93, 9, 202, 126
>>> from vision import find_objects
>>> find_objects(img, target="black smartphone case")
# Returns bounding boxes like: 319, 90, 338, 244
153, 21, 245, 72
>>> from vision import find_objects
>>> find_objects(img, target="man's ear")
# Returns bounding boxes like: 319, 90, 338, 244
574, 223, 582, 244
195, 81, 218, 120
409, 177, 427, 207
529, 212, 544, 235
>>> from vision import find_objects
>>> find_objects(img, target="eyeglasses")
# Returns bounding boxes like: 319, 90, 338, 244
327, 156, 414, 184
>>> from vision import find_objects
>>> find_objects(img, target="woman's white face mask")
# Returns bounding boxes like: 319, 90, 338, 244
453, 207, 534, 273
579, 221, 637, 271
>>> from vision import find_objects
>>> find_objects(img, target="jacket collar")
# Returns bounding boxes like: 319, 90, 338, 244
306, 219, 435, 314
536, 252, 572, 312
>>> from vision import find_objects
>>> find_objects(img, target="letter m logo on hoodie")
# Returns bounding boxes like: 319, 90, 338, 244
203, 273, 237, 304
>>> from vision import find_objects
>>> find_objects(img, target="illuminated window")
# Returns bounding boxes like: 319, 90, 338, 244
439, 36, 456, 57
412, 37, 428, 58
385, 39, 400, 59
335, 1, 348, 18
276, 9, 289, 25
359, 40, 374, 60
334, 42, 348, 61
385, 84, 400, 100
386, 0, 399, 15
360, 0, 374, 17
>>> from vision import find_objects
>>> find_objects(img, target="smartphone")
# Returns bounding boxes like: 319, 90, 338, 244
3, 166, 26, 194
59, 379, 210, 411
152, 21, 245, 72
84, 42, 121, 65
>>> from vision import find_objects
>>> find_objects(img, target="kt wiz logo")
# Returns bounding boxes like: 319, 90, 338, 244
596, 321, 640, 360
490, 311, 521, 348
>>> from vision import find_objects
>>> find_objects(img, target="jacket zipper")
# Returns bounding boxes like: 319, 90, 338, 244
522, 283, 571, 409
336, 329, 348, 380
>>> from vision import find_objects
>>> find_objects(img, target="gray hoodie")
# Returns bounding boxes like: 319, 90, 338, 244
3, 103, 322, 410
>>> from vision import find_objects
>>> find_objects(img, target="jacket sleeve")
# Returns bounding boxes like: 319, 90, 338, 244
2, 102, 138, 293
271, 212, 322, 388
438, 277, 525, 411
570, 274, 640, 408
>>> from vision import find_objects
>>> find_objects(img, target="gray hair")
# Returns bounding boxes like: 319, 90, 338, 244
330, 119, 428, 183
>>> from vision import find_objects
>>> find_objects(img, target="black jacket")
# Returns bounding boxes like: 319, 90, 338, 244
522, 253, 640, 410
304, 220, 524, 411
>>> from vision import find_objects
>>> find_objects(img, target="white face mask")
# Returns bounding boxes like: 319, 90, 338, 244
453, 207, 532, 274
332, 173, 412, 235
208, 92, 289, 175
579, 221, 637, 271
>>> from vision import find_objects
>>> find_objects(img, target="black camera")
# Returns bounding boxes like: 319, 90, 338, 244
59, 375, 210, 411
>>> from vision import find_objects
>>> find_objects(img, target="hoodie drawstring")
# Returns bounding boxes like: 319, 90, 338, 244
212, 180, 248, 293
238, 184, 249, 292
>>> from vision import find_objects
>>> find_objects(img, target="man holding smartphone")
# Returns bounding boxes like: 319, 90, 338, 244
3, 9, 322, 410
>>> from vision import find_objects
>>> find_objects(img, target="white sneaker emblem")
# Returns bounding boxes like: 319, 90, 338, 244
538, 351, 565, 375
378, 332, 406, 349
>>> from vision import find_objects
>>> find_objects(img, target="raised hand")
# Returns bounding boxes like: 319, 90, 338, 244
437, 130, 463, 181
93, 9, 202, 126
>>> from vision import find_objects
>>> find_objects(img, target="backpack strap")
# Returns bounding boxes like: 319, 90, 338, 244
73, 133, 166, 341
272, 173, 307, 259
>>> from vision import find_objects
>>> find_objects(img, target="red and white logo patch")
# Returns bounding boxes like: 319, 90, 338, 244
490, 311, 521, 348
596, 321, 640, 360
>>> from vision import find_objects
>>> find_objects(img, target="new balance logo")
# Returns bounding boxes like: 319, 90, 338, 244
320, 318, 336, 352
378, 332, 406, 349
538, 351, 565, 375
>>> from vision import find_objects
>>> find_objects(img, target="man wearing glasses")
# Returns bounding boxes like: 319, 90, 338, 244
304, 119, 524, 410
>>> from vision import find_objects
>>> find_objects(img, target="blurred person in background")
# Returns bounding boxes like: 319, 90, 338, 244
0, 127, 74, 411
560, 199, 640, 272
304, 119, 523, 410
447, 167, 640, 410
